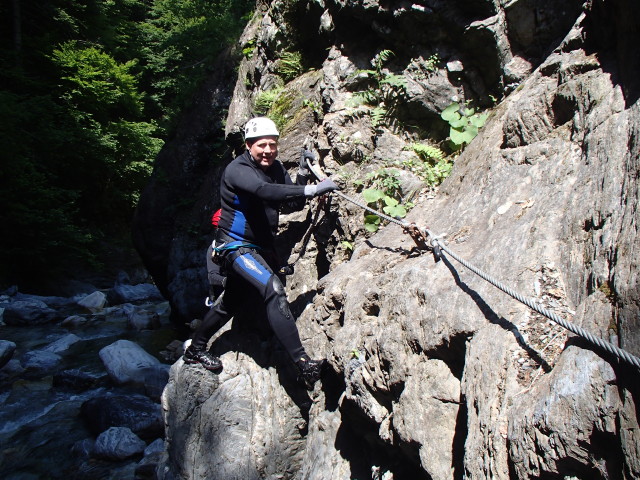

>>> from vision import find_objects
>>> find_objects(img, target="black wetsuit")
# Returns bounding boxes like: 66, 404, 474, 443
191, 150, 309, 361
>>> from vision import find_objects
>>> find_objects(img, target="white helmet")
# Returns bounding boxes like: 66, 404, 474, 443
244, 117, 279, 140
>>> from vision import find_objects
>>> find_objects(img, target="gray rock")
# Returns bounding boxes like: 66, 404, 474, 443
0, 358, 24, 378
60, 314, 91, 328
76, 291, 107, 312
14, 292, 75, 309
71, 438, 95, 458
136, 450, 165, 479
81, 393, 164, 439
144, 438, 165, 456
93, 426, 146, 460
107, 283, 164, 305
99, 339, 163, 386
53, 368, 108, 391
136, 439, 167, 479
41, 333, 81, 353
3, 300, 59, 325
142, 1, 640, 479
0, 340, 16, 369
162, 350, 306, 480
140, 364, 170, 401
122, 303, 161, 331
20, 350, 63, 377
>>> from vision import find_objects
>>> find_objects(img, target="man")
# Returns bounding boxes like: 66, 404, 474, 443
183, 117, 338, 389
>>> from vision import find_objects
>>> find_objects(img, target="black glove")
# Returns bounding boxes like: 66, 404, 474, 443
299, 149, 314, 176
304, 178, 338, 197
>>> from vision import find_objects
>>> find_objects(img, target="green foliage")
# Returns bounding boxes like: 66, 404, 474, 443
254, 87, 284, 115
242, 39, 256, 59
367, 168, 402, 198
423, 53, 440, 72
275, 51, 303, 82
50, 42, 162, 222
359, 169, 410, 232
268, 90, 295, 133
138, 0, 254, 134
398, 143, 452, 186
0, 91, 97, 285
341, 241, 354, 251
348, 50, 408, 128
409, 143, 446, 162
52, 42, 142, 118
441, 102, 489, 150
0, 0, 252, 289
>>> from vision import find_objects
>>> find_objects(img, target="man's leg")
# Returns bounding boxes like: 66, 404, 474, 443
228, 249, 325, 388
183, 279, 238, 372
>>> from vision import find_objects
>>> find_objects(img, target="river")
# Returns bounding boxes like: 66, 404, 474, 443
0, 298, 177, 480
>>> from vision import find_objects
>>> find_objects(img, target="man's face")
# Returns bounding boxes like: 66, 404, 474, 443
247, 136, 278, 170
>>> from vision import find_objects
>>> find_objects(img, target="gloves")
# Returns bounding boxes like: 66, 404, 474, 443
299, 149, 314, 177
304, 178, 339, 197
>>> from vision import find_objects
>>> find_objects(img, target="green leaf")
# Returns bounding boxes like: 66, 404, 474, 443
441, 103, 461, 122
383, 196, 399, 207
450, 124, 478, 145
364, 214, 381, 232
363, 188, 385, 204
470, 112, 489, 128
341, 241, 354, 251
448, 117, 468, 129
383, 204, 407, 218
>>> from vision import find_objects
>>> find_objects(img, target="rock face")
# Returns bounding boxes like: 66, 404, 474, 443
136, 0, 640, 478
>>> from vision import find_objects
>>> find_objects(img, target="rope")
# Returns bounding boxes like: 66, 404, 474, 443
305, 158, 640, 372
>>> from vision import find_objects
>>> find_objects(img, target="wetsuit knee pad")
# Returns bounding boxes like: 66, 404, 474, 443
267, 275, 291, 319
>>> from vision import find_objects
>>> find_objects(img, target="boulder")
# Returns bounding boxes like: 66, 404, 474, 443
93, 426, 146, 460
53, 368, 108, 391
99, 339, 163, 386
3, 300, 59, 325
122, 303, 161, 331
77, 291, 107, 312
107, 283, 164, 305
81, 393, 164, 439
60, 314, 91, 329
41, 333, 81, 354
135, 439, 166, 479
71, 438, 95, 458
20, 350, 63, 377
0, 340, 16, 369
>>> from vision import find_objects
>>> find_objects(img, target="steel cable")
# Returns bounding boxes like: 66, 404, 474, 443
305, 158, 640, 371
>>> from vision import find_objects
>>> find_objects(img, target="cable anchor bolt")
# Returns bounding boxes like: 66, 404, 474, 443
403, 223, 432, 252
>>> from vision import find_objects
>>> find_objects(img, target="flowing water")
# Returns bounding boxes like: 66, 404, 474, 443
0, 302, 176, 480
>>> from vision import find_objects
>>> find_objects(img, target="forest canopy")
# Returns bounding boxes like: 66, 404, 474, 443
0, 0, 253, 290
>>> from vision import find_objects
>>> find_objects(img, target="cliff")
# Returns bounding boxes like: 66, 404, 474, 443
133, 0, 640, 478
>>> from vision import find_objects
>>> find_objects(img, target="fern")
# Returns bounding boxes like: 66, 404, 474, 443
254, 87, 282, 115
380, 74, 407, 89
408, 143, 445, 163
275, 51, 303, 82
370, 106, 387, 127
375, 49, 395, 70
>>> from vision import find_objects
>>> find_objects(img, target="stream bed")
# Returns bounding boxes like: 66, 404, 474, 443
0, 296, 178, 480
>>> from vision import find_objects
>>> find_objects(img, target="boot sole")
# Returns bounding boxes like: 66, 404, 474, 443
183, 357, 223, 372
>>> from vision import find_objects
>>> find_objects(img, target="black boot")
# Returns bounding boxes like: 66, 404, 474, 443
296, 355, 326, 390
183, 346, 223, 372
